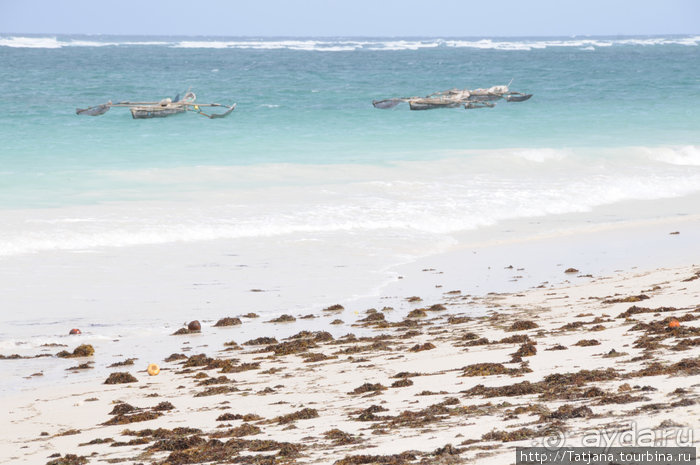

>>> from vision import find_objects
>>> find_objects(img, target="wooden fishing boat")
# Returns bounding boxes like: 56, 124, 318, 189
504, 92, 533, 102
465, 101, 496, 109
130, 103, 187, 119
373, 83, 532, 111
409, 98, 463, 111
76, 91, 236, 119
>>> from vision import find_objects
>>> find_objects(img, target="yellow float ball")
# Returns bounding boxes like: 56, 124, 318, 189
147, 363, 160, 376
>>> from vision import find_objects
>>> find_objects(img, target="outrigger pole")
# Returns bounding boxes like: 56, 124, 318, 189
76, 91, 236, 119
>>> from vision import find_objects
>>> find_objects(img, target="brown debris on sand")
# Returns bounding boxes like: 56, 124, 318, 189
603, 294, 649, 304
243, 336, 278, 346
46, 455, 89, 465
349, 383, 387, 395
461, 362, 530, 377
267, 314, 296, 323
56, 344, 95, 358
214, 317, 242, 327
409, 342, 436, 352
573, 339, 601, 347
273, 408, 319, 424
507, 320, 539, 331
104, 372, 137, 384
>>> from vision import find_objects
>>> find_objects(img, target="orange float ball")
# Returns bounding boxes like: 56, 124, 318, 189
69, 328, 81, 335
668, 319, 680, 329
147, 363, 160, 376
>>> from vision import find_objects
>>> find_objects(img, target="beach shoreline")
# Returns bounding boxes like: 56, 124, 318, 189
2, 221, 699, 464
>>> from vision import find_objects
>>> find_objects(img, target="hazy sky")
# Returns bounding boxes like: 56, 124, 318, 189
1, 0, 698, 37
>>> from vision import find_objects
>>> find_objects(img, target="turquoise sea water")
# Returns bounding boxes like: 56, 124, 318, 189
1, 35, 699, 253
1, 35, 700, 390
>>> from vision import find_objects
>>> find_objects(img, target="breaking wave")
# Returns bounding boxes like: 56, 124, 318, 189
2, 146, 700, 256
2, 35, 698, 50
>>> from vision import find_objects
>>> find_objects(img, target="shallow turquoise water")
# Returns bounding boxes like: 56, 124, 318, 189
1, 35, 699, 207
0, 35, 699, 256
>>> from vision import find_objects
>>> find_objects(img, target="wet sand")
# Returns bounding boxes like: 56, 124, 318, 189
2, 260, 699, 464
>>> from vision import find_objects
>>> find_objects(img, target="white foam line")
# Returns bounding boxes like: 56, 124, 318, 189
2, 35, 697, 50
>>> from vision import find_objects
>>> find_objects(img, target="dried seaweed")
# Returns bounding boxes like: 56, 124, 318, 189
507, 320, 539, 331
214, 317, 242, 327
104, 372, 137, 384
56, 344, 94, 358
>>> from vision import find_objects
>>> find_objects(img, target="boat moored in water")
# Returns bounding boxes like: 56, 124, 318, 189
77, 91, 236, 119
373, 84, 532, 110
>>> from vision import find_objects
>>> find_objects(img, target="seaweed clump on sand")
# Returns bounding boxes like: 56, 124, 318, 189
266, 339, 318, 356
56, 344, 95, 358
391, 378, 414, 388
511, 342, 537, 358
507, 320, 539, 331
149, 434, 206, 452
357, 310, 387, 325
165, 353, 188, 362
461, 332, 490, 346
349, 383, 387, 395
122, 427, 202, 439
104, 372, 137, 384
498, 334, 532, 344
482, 427, 545, 442
323, 304, 345, 313
159, 438, 301, 465
197, 375, 232, 386
268, 314, 296, 323
461, 363, 530, 377
243, 337, 278, 346
214, 317, 242, 327
334, 451, 417, 465
153, 401, 175, 411
602, 294, 649, 304
46, 454, 89, 465
302, 352, 337, 363
447, 315, 471, 324
103, 410, 162, 426
324, 429, 361, 445
194, 385, 239, 397
573, 339, 601, 347
210, 423, 262, 438
353, 404, 389, 421
463, 368, 619, 401
409, 342, 436, 352
406, 309, 427, 319
273, 408, 319, 424
216, 413, 262, 422
109, 403, 137, 415
172, 328, 198, 335
287, 330, 334, 342
539, 405, 592, 421
630, 357, 700, 377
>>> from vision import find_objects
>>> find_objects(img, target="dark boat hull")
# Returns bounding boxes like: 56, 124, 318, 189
504, 93, 533, 102
130, 106, 186, 119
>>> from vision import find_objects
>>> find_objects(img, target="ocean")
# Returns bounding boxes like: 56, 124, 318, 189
0, 35, 699, 388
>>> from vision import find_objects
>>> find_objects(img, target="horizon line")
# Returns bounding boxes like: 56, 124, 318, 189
1, 32, 699, 39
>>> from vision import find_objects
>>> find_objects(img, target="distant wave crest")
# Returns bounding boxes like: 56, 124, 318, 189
2, 35, 698, 50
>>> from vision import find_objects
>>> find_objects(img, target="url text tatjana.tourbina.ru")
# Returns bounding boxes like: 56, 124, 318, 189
516, 447, 696, 465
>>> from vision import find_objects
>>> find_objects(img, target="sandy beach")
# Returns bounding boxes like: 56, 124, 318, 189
2, 221, 698, 464
2, 4, 699, 463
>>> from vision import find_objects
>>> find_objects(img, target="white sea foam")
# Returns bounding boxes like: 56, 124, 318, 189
2, 35, 698, 50
0, 36, 168, 48
2, 147, 700, 257
646, 145, 700, 166
0, 36, 63, 48
512, 148, 570, 162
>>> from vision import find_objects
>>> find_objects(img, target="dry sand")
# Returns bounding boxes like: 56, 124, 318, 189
2, 261, 699, 465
